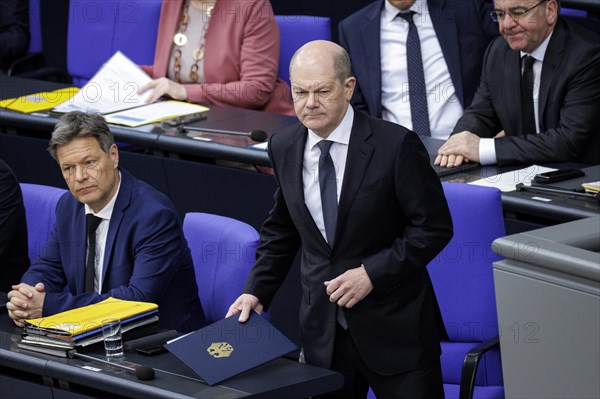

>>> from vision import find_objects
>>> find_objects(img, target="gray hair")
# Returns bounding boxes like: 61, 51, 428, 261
332, 48, 352, 82
48, 111, 114, 161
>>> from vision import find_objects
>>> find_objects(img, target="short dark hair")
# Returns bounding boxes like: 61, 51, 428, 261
48, 111, 114, 161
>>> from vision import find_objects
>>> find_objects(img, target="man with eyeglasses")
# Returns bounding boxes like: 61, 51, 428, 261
435, 0, 600, 167
7, 111, 207, 333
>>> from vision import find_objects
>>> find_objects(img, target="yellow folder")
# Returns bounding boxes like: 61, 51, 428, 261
24, 297, 158, 338
0, 87, 79, 113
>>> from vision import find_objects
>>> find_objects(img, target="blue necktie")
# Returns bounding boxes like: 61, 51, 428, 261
317, 140, 348, 329
317, 140, 337, 246
521, 55, 536, 135
398, 11, 431, 137
85, 214, 102, 293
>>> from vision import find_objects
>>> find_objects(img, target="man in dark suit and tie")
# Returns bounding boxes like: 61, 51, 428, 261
436, 0, 600, 167
7, 112, 206, 333
227, 41, 453, 398
339, 0, 498, 139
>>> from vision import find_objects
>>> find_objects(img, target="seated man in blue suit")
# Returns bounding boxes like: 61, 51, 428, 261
339, 0, 498, 139
7, 112, 206, 333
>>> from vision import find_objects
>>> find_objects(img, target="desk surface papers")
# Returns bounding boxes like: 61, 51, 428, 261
469, 165, 557, 192
53, 51, 154, 115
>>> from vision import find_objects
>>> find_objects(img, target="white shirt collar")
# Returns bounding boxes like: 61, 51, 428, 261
307, 105, 354, 150
521, 30, 553, 62
384, 0, 428, 23
84, 171, 121, 220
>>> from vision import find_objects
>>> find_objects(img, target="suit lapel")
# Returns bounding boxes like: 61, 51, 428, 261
361, 4, 383, 116
538, 21, 566, 131
428, 0, 465, 106
75, 205, 87, 293
276, 125, 326, 246
101, 170, 131, 292
335, 112, 375, 247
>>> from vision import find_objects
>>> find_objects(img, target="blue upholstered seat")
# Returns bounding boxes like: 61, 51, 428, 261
66, 0, 161, 86
19, 183, 67, 263
369, 182, 505, 399
274, 15, 332, 84
183, 212, 261, 323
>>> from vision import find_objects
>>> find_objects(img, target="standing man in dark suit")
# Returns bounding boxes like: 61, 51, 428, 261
339, 0, 498, 139
228, 41, 453, 398
0, 159, 29, 293
7, 112, 206, 333
436, 0, 600, 167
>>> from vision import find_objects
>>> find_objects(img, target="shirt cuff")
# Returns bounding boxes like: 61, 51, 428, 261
479, 138, 497, 165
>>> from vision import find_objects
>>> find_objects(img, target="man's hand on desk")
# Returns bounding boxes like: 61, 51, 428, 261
138, 77, 188, 104
226, 294, 264, 323
7, 282, 45, 327
435, 131, 481, 167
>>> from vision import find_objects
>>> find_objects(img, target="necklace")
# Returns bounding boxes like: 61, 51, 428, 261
172, 1, 215, 83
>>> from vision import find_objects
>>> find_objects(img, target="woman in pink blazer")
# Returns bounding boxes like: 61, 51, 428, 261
139, 0, 294, 115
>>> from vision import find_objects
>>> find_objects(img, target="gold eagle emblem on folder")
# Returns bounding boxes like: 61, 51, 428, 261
207, 342, 234, 358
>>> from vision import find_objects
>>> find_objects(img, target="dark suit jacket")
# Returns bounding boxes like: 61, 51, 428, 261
338, 0, 498, 118
21, 169, 206, 333
0, 159, 29, 293
244, 109, 453, 374
453, 17, 600, 166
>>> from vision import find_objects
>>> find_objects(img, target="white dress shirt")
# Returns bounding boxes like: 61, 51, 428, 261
303, 106, 354, 242
479, 31, 553, 165
84, 173, 121, 293
380, 0, 463, 139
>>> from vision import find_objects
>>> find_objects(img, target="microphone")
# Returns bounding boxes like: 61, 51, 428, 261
67, 349, 156, 381
182, 126, 268, 142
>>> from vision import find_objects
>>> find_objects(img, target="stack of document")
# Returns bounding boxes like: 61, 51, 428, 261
18, 297, 159, 357
0, 51, 208, 128
52, 51, 208, 127
582, 181, 600, 193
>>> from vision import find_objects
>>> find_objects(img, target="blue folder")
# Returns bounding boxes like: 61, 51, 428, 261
165, 311, 298, 385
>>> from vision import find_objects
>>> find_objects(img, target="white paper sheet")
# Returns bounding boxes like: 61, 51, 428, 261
468, 165, 557, 192
54, 51, 154, 115
104, 101, 208, 127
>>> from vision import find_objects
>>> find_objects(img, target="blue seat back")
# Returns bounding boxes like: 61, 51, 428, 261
28, 0, 42, 53
428, 183, 505, 397
183, 212, 261, 323
67, 0, 161, 86
368, 183, 505, 399
274, 15, 332, 84
20, 183, 67, 263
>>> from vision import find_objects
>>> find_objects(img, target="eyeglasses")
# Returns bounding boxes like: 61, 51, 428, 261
490, 0, 547, 22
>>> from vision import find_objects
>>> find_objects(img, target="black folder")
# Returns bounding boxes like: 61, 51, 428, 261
165, 311, 298, 385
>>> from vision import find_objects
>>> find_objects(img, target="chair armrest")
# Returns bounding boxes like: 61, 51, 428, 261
459, 336, 500, 399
